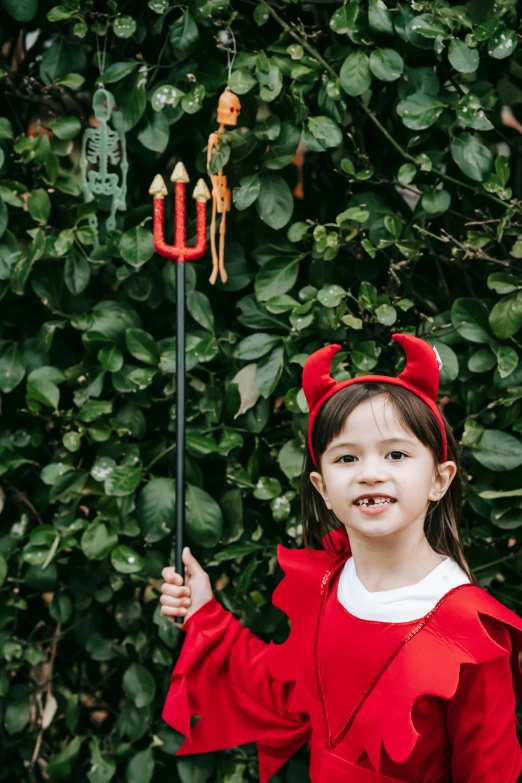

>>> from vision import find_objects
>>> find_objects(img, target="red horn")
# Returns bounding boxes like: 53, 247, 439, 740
302, 344, 342, 413
393, 333, 440, 403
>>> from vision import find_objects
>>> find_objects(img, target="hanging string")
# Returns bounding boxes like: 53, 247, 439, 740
226, 26, 237, 83
95, 24, 109, 85
217, 26, 237, 83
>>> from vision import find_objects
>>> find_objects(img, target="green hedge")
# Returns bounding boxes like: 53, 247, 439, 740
1, 0, 522, 780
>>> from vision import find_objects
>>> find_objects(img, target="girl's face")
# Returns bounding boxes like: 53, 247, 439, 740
309, 395, 456, 542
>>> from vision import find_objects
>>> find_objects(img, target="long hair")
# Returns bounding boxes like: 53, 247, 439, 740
300, 382, 476, 584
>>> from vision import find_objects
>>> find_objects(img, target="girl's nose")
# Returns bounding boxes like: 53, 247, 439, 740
355, 458, 389, 483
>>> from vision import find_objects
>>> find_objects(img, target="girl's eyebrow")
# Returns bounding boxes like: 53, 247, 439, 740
326, 437, 417, 453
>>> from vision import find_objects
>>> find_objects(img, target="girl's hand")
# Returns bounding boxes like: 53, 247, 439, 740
160, 547, 213, 623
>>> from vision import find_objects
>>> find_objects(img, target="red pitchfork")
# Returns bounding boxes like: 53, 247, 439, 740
149, 162, 210, 622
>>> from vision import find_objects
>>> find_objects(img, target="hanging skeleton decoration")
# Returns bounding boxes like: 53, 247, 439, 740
207, 88, 241, 285
81, 87, 128, 237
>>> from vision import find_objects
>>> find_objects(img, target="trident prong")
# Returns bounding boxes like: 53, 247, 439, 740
149, 174, 168, 199
192, 179, 211, 203
170, 161, 190, 183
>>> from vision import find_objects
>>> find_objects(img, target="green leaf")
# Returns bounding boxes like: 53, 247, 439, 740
182, 85, 205, 114
489, 293, 522, 340
397, 163, 417, 185
27, 378, 60, 409
81, 521, 118, 560
336, 206, 369, 224
5, 694, 31, 734
98, 345, 124, 372
307, 116, 343, 149
87, 737, 116, 783
123, 663, 155, 707
264, 122, 301, 170
487, 272, 519, 295
471, 430, 522, 472
126, 749, 154, 783
137, 478, 176, 543
256, 174, 293, 230
451, 298, 493, 344
375, 303, 397, 326
120, 227, 155, 267
98, 61, 138, 83
256, 64, 283, 102
369, 49, 404, 81
253, 2, 269, 25
64, 251, 91, 294
186, 291, 214, 332
256, 345, 284, 397
340, 50, 372, 96
111, 546, 144, 574
233, 174, 261, 211
49, 116, 82, 140
115, 73, 147, 132
234, 333, 281, 360
330, 1, 359, 34
113, 15, 137, 38
253, 475, 282, 499
170, 10, 199, 52
0, 345, 25, 393
1, 0, 37, 22
63, 431, 81, 452
104, 465, 142, 497
448, 40, 479, 73
278, 439, 304, 479
185, 484, 224, 547
47, 737, 84, 780
421, 189, 451, 215
125, 329, 160, 365
255, 255, 299, 301
228, 69, 257, 95
396, 92, 444, 130
451, 133, 493, 182
137, 107, 170, 153
318, 284, 345, 307
488, 29, 517, 60
151, 85, 185, 111
368, 0, 393, 35
28, 190, 51, 225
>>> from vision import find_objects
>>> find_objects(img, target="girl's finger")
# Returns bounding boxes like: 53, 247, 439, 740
162, 567, 182, 584
161, 583, 188, 597
161, 605, 186, 616
160, 594, 190, 607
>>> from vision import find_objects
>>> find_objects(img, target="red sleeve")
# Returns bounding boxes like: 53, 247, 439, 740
446, 617, 522, 783
162, 595, 311, 783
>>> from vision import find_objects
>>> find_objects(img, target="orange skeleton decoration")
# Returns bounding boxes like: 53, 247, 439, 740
207, 89, 241, 285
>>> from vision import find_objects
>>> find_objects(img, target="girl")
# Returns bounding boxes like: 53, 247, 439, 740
160, 333, 522, 782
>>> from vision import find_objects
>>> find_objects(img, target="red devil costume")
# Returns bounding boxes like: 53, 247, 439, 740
163, 333, 522, 782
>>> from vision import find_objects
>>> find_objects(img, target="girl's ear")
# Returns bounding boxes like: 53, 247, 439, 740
429, 460, 457, 501
310, 471, 332, 509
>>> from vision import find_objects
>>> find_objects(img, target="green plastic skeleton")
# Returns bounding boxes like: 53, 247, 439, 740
80, 87, 128, 236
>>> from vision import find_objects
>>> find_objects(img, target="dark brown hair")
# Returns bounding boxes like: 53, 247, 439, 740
301, 382, 476, 584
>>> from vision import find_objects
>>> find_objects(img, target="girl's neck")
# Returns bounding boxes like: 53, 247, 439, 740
346, 529, 446, 592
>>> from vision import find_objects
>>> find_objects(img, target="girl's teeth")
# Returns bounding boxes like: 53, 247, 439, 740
357, 498, 393, 506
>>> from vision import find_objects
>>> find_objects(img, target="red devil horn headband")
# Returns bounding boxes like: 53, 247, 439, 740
303, 333, 447, 465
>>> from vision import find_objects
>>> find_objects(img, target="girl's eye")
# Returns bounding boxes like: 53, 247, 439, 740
335, 450, 407, 464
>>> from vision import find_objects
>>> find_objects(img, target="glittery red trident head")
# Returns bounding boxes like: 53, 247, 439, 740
303, 333, 447, 466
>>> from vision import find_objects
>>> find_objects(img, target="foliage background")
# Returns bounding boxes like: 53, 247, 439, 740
1, 0, 522, 780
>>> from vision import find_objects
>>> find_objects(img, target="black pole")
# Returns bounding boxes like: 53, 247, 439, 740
175, 260, 185, 625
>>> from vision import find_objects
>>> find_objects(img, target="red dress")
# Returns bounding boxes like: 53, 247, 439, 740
162, 529, 522, 782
